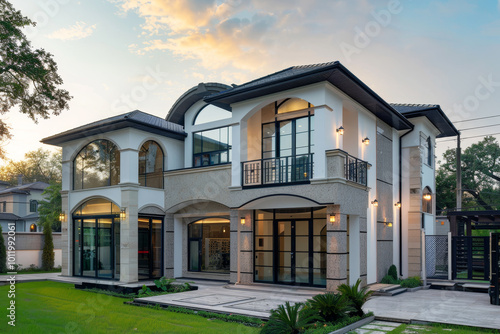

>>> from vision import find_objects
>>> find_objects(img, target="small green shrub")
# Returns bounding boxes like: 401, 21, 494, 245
261, 302, 320, 334
305, 293, 354, 323
380, 274, 399, 285
400, 276, 422, 288
42, 221, 55, 270
154, 277, 175, 291
337, 279, 374, 317
388, 264, 398, 280
303, 312, 374, 334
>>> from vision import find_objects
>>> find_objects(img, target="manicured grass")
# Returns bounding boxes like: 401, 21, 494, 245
0, 269, 61, 275
389, 323, 500, 333
0, 281, 261, 334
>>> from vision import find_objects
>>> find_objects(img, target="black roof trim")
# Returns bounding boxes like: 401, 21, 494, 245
205, 61, 413, 131
391, 104, 459, 138
42, 110, 186, 146
166, 82, 232, 126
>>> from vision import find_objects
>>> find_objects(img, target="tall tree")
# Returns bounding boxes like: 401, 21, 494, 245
0, 0, 71, 157
436, 136, 500, 213
38, 182, 61, 231
0, 148, 61, 184
41, 220, 54, 270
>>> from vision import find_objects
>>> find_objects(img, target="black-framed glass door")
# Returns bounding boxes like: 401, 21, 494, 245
138, 216, 163, 280
73, 216, 119, 279
255, 208, 326, 287
276, 220, 311, 284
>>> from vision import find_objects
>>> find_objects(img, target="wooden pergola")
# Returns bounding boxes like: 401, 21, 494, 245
447, 210, 500, 236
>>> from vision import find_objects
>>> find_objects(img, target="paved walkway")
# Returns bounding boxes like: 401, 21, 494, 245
135, 282, 321, 319
350, 320, 401, 333
364, 289, 500, 330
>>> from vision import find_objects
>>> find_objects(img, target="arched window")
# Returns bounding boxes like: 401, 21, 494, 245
422, 187, 433, 214
193, 104, 231, 125
139, 141, 164, 188
73, 140, 120, 190
30, 223, 37, 232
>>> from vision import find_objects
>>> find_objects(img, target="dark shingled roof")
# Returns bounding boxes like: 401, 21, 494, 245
0, 181, 49, 196
0, 213, 20, 221
42, 110, 186, 145
391, 103, 459, 138
205, 61, 413, 131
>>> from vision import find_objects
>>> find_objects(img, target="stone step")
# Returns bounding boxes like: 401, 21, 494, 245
373, 285, 407, 296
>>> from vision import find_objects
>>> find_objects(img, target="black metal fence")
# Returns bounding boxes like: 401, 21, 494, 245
452, 236, 490, 281
345, 155, 367, 186
491, 233, 499, 305
425, 235, 449, 279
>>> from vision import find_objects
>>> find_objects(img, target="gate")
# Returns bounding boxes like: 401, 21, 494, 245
425, 235, 448, 279
491, 233, 499, 305
452, 236, 490, 281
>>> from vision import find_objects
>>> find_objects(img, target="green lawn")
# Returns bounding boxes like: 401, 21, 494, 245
388, 323, 499, 333
0, 269, 62, 275
0, 281, 261, 334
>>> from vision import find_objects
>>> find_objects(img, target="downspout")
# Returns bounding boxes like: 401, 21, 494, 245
399, 129, 413, 276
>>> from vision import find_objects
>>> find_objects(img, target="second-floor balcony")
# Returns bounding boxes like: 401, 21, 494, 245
241, 151, 368, 188
242, 154, 313, 187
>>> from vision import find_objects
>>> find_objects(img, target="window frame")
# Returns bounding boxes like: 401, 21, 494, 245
73, 139, 120, 190
29, 199, 38, 213
138, 140, 164, 189
192, 126, 232, 167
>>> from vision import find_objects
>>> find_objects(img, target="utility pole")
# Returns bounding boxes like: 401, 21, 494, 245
456, 133, 462, 211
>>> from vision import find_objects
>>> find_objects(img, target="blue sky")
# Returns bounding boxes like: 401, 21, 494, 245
4, 0, 500, 163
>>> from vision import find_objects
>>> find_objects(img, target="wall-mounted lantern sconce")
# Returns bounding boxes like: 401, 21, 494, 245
371, 199, 379, 207
59, 212, 65, 222
120, 208, 127, 220
30, 223, 37, 232
385, 222, 393, 227
329, 215, 336, 224
362, 137, 370, 145
423, 193, 432, 201
240, 217, 246, 225
336, 126, 344, 135
395, 202, 401, 208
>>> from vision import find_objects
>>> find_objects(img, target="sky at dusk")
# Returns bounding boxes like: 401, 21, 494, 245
3, 0, 500, 164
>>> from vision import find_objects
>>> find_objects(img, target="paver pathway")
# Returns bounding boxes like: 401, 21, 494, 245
349, 320, 401, 333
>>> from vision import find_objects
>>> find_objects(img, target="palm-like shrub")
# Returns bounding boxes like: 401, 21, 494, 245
305, 293, 354, 323
337, 279, 374, 317
261, 302, 319, 334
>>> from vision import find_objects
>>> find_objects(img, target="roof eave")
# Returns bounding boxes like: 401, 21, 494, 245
402, 106, 459, 138
42, 119, 187, 146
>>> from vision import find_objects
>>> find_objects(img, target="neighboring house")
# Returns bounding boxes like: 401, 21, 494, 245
42, 61, 458, 289
0, 178, 62, 268
0, 179, 49, 233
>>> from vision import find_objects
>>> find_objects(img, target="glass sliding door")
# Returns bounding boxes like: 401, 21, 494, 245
72, 199, 121, 279
138, 216, 164, 279
277, 220, 293, 283
98, 218, 113, 278
82, 219, 96, 277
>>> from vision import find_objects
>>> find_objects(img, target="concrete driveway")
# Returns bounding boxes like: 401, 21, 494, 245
364, 289, 500, 330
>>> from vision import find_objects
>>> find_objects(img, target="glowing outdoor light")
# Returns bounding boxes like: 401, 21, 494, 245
362, 137, 370, 145
336, 126, 344, 135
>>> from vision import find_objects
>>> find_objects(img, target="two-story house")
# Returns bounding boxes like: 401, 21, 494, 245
0, 178, 49, 233
42, 62, 458, 289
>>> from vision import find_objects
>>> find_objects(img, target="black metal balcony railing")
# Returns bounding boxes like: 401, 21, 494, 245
345, 155, 368, 186
242, 154, 313, 187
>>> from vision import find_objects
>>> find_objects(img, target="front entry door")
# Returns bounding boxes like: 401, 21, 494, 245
275, 220, 310, 284
138, 217, 163, 280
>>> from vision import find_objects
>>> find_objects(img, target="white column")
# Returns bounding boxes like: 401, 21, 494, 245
231, 124, 241, 187
119, 148, 139, 184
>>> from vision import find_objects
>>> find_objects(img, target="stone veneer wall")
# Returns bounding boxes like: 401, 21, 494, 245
376, 121, 394, 281
407, 146, 423, 277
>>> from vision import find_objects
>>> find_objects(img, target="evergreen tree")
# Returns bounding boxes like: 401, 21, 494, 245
41, 221, 54, 270
0, 225, 7, 273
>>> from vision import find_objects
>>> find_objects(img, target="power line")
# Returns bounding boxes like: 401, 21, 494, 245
438, 132, 500, 142
452, 115, 500, 123
459, 123, 500, 131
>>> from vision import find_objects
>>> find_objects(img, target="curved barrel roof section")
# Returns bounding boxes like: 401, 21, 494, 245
166, 82, 232, 126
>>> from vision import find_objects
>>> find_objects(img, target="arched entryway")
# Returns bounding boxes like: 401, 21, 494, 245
188, 218, 230, 273
72, 198, 120, 279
